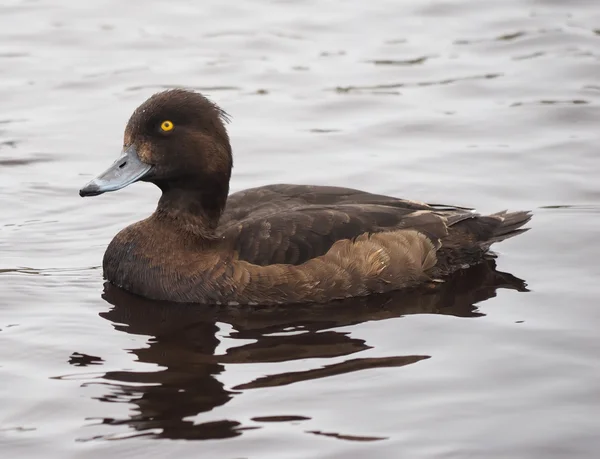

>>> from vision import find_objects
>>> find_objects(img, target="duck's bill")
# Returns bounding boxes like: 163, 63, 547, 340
79, 145, 152, 197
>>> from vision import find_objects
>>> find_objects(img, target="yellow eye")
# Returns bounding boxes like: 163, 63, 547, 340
160, 120, 174, 132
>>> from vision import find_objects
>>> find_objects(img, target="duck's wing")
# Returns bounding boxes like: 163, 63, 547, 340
221, 184, 467, 227
220, 201, 463, 266
220, 183, 531, 269
220, 183, 475, 266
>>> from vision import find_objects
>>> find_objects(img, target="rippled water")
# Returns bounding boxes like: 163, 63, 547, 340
1, 0, 600, 457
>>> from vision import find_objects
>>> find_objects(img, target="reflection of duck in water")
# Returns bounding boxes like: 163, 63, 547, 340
70, 260, 526, 440
80, 89, 531, 305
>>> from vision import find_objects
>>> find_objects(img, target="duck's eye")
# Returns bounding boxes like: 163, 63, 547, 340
160, 120, 174, 132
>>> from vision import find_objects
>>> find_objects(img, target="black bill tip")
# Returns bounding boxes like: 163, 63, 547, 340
79, 182, 104, 197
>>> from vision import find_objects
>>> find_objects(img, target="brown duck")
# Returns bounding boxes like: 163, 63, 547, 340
80, 89, 531, 305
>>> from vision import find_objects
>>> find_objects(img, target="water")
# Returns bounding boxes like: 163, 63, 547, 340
1, 0, 600, 457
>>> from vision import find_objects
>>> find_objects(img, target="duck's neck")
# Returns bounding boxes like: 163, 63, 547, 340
154, 180, 229, 240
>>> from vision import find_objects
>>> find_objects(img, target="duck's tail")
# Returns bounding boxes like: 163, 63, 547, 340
485, 210, 533, 245
432, 209, 532, 277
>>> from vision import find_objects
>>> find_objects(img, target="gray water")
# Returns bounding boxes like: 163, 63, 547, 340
1, 0, 600, 458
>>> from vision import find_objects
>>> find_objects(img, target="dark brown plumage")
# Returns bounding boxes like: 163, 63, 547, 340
80, 89, 531, 305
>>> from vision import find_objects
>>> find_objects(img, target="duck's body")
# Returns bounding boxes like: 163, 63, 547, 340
81, 90, 531, 305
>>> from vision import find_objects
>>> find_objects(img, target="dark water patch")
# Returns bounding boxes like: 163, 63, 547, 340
308, 128, 341, 133
0, 426, 37, 433
83, 418, 258, 442
0, 156, 53, 167
252, 415, 311, 423
320, 50, 346, 57
510, 99, 590, 107
0, 267, 45, 275
334, 73, 502, 93
0, 267, 99, 276
367, 56, 431, 66
496, 31, 527, 41
539, 205, 600, 212
0, 119, 27, 125
307, 430, 387, 442
234, 355, 431, 390
454, 28, 563, 45
69, 352, 104, 367
513, 51, 546, 60
0, 52, 29, 58
0, 140, 19, 150
384, 38, 407, 45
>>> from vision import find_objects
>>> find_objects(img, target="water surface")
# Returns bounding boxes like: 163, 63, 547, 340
1, 0, 600, 458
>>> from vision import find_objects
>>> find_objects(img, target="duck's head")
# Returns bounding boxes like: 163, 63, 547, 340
79, 89, 232, 213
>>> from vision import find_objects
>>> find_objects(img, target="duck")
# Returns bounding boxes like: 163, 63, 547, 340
79, 89, 531, 305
